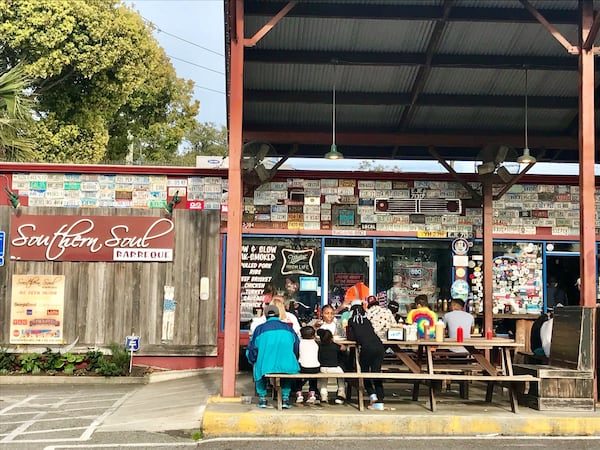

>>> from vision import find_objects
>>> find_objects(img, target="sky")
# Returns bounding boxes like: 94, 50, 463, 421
126, 0, 227, 126
124, 1, 594, 176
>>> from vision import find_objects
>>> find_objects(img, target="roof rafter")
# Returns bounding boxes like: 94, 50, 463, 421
245, 2, 579, 24
397, 0, 454, 130
245, 90, 578, 109
244, 49, 580, 71
243, 129, 578, 150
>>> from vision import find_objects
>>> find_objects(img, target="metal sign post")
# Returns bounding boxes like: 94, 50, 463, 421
0, 231, 5, 267
125, 335, 140, 373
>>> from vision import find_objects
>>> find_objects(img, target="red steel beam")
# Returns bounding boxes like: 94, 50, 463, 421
243, 130, 578, 149
578, 0, 597, 404
579, 0, 596, 310
244, 1, 297, 47
221, 0, 245, 398
482, 178, 494, 341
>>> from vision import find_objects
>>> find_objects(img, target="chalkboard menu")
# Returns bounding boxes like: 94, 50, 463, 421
240, 237, 321, 326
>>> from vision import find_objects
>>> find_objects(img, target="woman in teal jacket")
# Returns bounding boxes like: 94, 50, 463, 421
247, 304, 300, 408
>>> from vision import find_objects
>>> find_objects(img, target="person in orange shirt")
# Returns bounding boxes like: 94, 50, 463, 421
336, 281, 369, 313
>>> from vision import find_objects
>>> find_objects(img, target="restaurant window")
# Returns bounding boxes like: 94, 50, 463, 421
375, 239, 454, 307
469, 241, 543, 314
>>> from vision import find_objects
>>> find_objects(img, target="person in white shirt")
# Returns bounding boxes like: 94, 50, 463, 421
540, 317, 553, 357
295, 326, 320, 404
250, 296, 301, 336
310, 304, 339, 335
365, 295, 397, 341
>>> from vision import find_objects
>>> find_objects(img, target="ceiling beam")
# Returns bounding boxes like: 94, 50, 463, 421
245, 3, 578, 24
244, 90, 578, 109
398, 0, 454, 131
243, 130, 578, 150
244, 49, 580, 71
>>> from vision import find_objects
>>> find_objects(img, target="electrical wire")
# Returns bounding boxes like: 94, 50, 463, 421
141, 16, 224, 57
167, 54, 225, 76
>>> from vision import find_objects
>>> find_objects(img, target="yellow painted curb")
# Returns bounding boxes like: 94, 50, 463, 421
202, 404, 600, 437
207, 395, 244, 404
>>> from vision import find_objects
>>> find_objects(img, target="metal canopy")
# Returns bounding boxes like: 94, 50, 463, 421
230, 0, 599, 163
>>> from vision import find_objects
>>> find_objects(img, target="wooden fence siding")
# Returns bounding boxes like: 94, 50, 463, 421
199, 210, 221, 347
0, 206, 221, 357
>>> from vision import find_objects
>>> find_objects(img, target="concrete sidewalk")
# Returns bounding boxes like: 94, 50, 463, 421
202, 372, 600, 438
2, 369, 598, 437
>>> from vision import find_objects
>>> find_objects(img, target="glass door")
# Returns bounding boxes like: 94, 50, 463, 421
323, 247, 374, 309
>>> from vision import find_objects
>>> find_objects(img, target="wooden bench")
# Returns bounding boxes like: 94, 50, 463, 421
266, 372, 537, 413
513, 306, 595, 411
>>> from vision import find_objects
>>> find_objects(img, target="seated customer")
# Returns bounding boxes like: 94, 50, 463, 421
365, 295, 397, 341
246, 304, 300, 409
443, 298, 474, 339
317, 328, 347, 404
406, 294, 438, 339
530, 312, 550, 357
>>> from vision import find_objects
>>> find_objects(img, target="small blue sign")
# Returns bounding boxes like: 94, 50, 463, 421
0, 231, 5, 267
125, 335, 140, 352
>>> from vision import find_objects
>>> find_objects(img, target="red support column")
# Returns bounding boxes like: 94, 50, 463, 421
482, 178, 494, 337
578, 0, 597, 404
578, 1, 596, 309
221, 0, 245, 397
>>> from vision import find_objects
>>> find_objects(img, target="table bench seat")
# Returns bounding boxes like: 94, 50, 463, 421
266, 372, 537, 412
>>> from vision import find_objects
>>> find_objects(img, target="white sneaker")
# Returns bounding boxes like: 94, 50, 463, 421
369, 393, 378, 403
320, 389, 328, 403
295, 392, 304, 403
368, 402, 384, 411
307, 391, 317, 404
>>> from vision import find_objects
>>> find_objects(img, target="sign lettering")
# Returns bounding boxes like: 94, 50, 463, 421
10, 215, 174, 262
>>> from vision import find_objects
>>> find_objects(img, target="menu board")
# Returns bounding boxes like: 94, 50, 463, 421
240, 239, 321, 327
10, 275, 65, 344
241, 244, 277, 323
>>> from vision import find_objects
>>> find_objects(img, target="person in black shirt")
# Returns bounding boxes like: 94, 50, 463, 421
347, 300, 385, 409
317, 328, 347, 404
546, 277, 568, 310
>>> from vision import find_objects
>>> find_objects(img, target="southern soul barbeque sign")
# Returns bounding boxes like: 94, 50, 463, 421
9, 215, 174, 262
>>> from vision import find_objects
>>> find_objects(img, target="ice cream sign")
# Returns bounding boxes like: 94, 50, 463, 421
9, 215, 174, 262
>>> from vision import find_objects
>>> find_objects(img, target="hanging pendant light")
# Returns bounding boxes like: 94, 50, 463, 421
517, 69, 536, 164
324, 70, 343, 160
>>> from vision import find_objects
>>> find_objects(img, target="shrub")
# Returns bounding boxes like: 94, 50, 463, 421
0, 348, 19, 374
19, 353, 43, 374
95, 342, 130, 377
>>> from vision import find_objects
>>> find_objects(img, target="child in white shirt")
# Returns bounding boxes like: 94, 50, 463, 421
295, 326, 320, 404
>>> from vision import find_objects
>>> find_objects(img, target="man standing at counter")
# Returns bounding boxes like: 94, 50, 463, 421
386, 275, 411, 312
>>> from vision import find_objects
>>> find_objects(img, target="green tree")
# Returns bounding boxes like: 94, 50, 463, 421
174, 121, 228, 166
0, 0, 199, 163
0, 63, 35, 161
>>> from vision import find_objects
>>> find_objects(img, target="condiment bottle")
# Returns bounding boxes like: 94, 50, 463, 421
456, 326, 464, 343
435, 320, 445, 342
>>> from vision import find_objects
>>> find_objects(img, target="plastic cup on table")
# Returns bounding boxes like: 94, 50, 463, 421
456, 326, 464, 343
486, 329, 493, 340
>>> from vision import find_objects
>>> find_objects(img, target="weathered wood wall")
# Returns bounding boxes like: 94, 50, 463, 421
0, 206, 221, 356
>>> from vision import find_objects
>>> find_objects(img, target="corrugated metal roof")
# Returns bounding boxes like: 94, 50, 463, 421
232, 0, 597, 163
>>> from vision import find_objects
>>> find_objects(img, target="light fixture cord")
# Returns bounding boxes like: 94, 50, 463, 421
332, 70, 336, 147
524, 68, 528, 149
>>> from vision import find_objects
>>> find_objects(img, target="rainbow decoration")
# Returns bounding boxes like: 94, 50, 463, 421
407, 308, 438, 338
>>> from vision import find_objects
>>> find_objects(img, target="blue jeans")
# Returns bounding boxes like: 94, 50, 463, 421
256, 376, 292, 399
